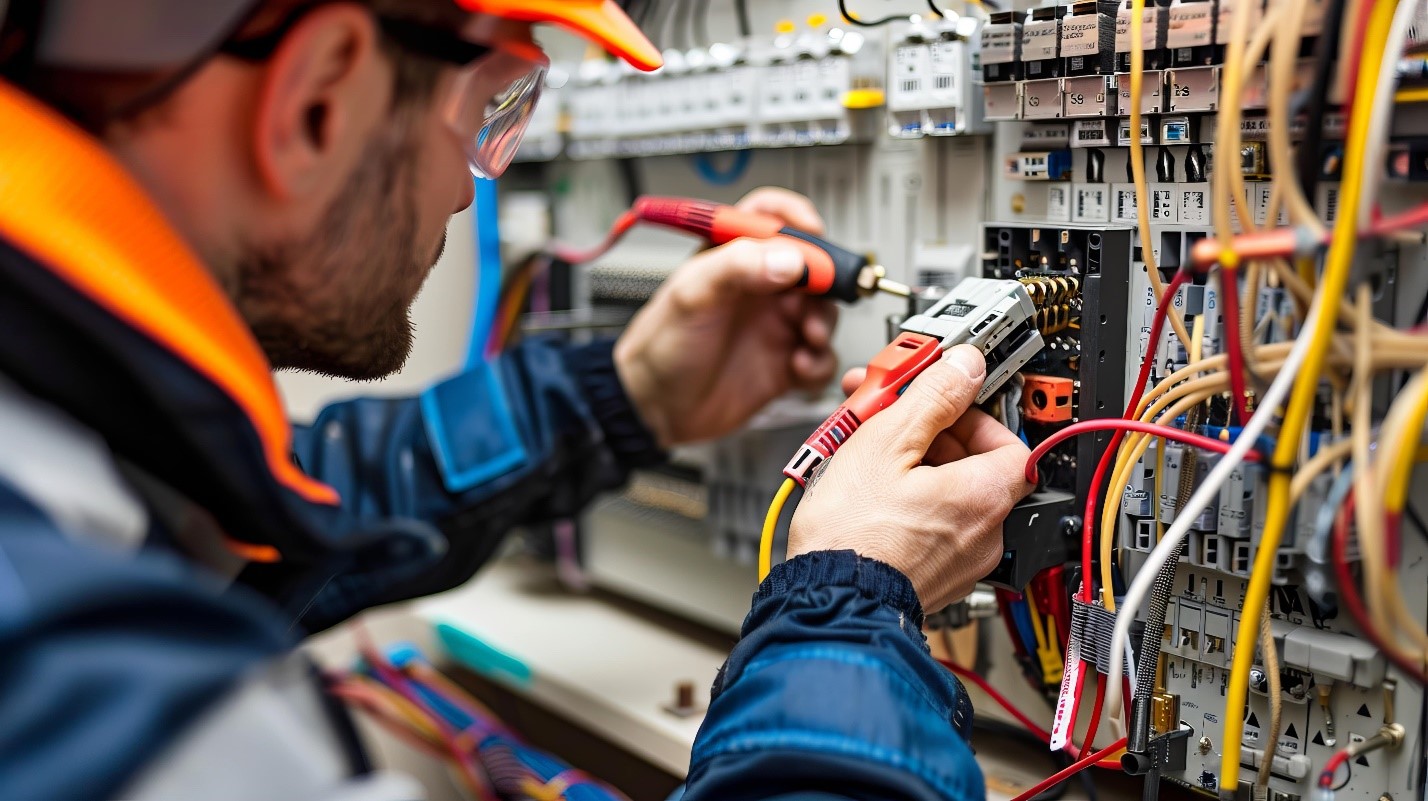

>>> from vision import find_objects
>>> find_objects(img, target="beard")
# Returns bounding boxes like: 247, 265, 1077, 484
234, 122, 441, 381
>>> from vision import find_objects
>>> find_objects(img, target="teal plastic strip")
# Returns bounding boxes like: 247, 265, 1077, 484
433, 620, 533, 687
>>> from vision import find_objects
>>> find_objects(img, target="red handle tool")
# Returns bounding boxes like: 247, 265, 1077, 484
629, 196, 905, 303
782, 332, 944, 484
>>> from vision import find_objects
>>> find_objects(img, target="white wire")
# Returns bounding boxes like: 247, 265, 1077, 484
1358, 0, 1420, 230
1104, 298, 1324, 728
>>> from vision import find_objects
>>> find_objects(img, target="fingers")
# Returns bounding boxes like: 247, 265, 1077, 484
926, 438, 1036, 505
922, 410, 1021, 466
862, 345, 987, 461
948, 407, 1023, 456
667, 239, 806, 311
800, 300, 838, 349
791, 347, 838, 391
841, 367, 866, 397
735, 187, 826, 235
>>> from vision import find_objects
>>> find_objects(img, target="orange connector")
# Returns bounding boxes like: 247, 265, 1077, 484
1022, 375, 1075, 423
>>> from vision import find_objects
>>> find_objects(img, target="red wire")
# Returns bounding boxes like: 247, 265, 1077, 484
938, 660, 1122, 769
1070, 271, 1189, 602
549, 210, 639, 265
1080, 675, 1106, 756
1010, 738, 1129, 801
1332, 493, 1428, 684
1026, 419, 1262, 484
1319, 749, 1353, 789
1219, 265, 1252, 425
1369, 202, 1428, 235
940, 659, 1055, 743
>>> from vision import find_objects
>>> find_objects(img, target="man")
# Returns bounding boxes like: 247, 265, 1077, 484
0, 1, 1033, 798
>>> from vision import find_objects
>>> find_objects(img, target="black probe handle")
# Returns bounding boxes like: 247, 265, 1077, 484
777, 227, 870, 304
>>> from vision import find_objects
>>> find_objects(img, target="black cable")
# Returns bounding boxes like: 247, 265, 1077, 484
1407, 500, 1428, 542
839, 0, 913, 27
1297, 0, 1349, 201
734, 0, 752, 37
927, 0, 949, 17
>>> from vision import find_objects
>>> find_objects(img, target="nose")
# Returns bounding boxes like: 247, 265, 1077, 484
455, 173, 476, 215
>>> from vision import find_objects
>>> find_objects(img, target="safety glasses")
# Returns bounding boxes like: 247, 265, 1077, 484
222, 6, 550, 180
378, 17, 549, 179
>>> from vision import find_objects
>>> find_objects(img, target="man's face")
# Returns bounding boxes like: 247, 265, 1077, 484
237, 57, 478, 381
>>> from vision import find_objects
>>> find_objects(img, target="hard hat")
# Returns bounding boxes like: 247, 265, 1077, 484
455, 0, 661, 71
29, 0, 662, 72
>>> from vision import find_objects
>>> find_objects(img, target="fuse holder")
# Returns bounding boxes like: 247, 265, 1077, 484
1022, 374, 1075, 423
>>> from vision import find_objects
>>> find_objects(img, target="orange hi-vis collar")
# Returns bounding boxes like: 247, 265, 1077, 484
0, 81, 340, 518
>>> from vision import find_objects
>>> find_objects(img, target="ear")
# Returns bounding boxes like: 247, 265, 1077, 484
250, 4, 385, 200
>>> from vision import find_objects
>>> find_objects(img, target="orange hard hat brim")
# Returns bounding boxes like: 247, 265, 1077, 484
456, 0, 663, 72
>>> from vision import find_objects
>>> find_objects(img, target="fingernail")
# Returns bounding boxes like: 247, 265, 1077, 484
765, 248, 804, 283
945, 346, 986, 380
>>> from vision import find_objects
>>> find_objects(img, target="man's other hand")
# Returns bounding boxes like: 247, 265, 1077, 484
614, 187, 838, 447
788, 346, 1035, 612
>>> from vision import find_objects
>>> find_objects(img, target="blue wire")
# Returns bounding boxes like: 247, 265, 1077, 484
1008, 598, 1038, 657
690, 149, 753, 186
467, 177, 503, 368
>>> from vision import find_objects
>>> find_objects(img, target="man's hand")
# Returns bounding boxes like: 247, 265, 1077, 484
615, 188, 839, 447
788, 345, 1035, 612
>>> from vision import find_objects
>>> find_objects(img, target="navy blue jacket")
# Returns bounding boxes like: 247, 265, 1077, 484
0, 78, 981, 801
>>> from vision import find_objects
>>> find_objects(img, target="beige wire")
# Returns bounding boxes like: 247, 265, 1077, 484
1356, 288, 1428, 664
1268, 0, 1325, 237
1256, 604, 1283, 788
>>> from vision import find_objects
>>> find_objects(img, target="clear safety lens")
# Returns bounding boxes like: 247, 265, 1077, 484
447, 49, 546, 179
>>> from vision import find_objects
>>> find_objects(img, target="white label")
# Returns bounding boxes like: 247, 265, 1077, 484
1073, 118, 1112, 147
981, 23, 1019, 64
1074, 185, 1112, 222
1060, 16, 1102, 57
1116, 5, 1158, 52
929, 41, 964, 104
1048, 185, 1073, 221
1113, 183, 1139, 223
1166, 2, 1214, 49
1178, 187, 1210, 225
1050, 619, 1085, 751
1022, 19, 1062, 61
1151, 186, 1178, 223
890, 45, 930, 111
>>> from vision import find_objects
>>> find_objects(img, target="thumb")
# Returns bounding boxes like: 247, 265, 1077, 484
928, 438, 1035, 509
668, 239, 806, 311
841, 367, 867, 397
864, 345, 987, 461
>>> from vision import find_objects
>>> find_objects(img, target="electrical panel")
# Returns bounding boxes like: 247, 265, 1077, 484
507, 2, 1428, 800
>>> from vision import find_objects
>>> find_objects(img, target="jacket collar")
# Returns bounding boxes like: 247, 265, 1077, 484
0, 80, 340, 562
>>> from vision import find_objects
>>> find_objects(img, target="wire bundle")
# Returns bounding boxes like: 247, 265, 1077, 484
1009, 0, 1428, 797
331, 634, 630, 801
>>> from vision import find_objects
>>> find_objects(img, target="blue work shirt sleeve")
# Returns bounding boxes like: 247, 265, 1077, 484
684, 550, 983, 801
285, 336, 663, 627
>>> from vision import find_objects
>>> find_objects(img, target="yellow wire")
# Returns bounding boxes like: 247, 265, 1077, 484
759, 478, 797, 581
1218, 0, 1392, 788
1027, 590, 1049, 652
1383, 375, 1428, 514
1395, 87, 1428, 103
